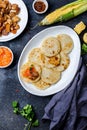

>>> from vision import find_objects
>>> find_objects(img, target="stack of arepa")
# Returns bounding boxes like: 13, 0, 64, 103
20, 34, 74, 90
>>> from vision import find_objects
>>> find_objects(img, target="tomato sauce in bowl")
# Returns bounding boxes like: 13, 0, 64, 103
0, 46, 13, 68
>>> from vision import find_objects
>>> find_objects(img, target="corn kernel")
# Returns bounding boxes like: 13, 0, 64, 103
74, 21, 86, 34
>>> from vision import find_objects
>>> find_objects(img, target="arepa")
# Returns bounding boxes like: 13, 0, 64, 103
33, 79, 50, 90
41, 67, 61, 84
57, 34, 73, 54
42, 54, 60, 68
28, 48, 43, 66
41, 37, 60, 57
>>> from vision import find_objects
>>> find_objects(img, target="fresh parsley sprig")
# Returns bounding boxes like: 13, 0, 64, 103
12, 101, 39, 130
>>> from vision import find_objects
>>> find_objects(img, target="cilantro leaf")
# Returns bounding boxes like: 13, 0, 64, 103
13, 108, 19, 114
12, 101, 39, 130
12, 101, 18, 108
32, 119, 39, 127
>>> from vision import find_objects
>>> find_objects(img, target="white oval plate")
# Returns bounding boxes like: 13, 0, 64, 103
0, 0, 28, 42
18, 26, 81, 96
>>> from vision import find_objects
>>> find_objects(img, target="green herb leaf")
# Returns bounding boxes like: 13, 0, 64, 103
12, 101, 39, 130
23, 105, 32, 114
82, 43, 87, 54
30, 64, 34, 70
32, 119, 39, 127
13, 108, 19, 114
20, 104, 35, 122
12, 101, 18, 108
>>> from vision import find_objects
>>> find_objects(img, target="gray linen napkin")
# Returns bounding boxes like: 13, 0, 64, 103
43, 58, 87, 130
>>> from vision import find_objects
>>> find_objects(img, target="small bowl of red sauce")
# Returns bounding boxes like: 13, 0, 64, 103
32, 0, 48, 14
0, 46, 13, 68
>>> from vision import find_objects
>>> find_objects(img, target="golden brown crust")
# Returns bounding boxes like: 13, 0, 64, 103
56, 52, 70, 72
42, 54, 60, 68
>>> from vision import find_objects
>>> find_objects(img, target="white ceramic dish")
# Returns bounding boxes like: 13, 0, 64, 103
18, 25, 81, 96
0, 0, 28, 42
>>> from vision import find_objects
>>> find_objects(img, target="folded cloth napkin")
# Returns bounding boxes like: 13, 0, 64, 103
42, 58, 87, 130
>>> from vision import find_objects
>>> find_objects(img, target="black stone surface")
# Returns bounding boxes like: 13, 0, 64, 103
0, 0, 87, 130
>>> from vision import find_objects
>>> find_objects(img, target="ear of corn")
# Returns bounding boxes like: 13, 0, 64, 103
39, 0, 87, 26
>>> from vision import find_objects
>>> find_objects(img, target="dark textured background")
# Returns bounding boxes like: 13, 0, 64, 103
0, 0, 87, 130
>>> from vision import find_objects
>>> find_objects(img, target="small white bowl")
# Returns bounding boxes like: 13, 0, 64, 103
32, 0, 48, 14
0, 46, 14, 68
